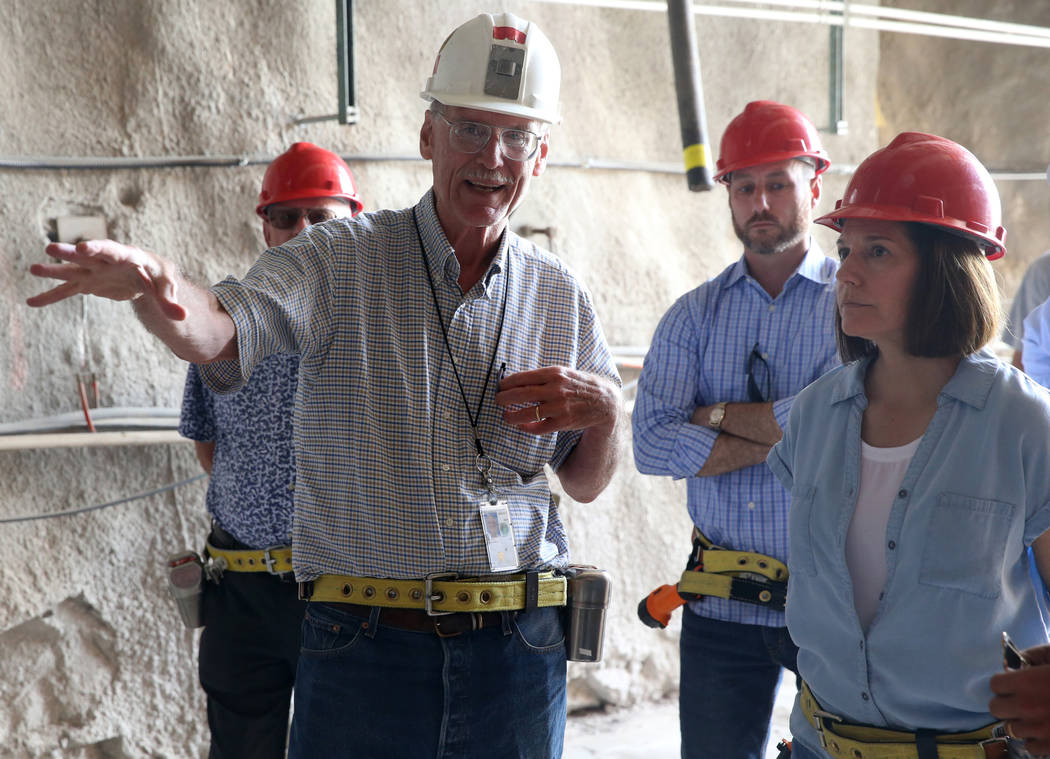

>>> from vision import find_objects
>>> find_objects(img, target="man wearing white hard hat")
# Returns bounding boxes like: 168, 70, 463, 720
27, 12, 623, 759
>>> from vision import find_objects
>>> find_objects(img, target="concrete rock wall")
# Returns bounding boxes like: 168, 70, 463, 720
0, 1, 886, 755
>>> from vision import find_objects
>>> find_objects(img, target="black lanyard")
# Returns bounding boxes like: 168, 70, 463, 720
413, 209, 508, 500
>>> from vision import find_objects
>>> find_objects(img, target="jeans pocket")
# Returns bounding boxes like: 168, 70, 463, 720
512, 607, 566, 654
918, 493, 1015, 599
300, 603, 367, 658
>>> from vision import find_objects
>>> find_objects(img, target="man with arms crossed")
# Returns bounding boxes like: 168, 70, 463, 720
633, 101, 838, 759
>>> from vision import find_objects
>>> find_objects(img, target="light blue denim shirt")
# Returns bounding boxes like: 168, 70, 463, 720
633, 243, 838, 627
768, 351, 1050, 750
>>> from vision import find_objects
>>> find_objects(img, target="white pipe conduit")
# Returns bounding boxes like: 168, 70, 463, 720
531, 0, 1050, 49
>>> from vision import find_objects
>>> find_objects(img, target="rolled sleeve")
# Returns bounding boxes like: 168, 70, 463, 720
633, 299, 716, 478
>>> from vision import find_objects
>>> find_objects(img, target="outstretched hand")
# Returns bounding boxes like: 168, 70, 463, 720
495, 366, 620, 435
27, 240, 187, 320
989, 644, 1050, 754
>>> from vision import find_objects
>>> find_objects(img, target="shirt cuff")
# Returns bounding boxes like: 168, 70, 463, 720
667, 422, 718, 478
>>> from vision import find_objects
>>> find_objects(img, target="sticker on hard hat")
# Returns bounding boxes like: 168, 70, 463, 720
485, 46, 525, 100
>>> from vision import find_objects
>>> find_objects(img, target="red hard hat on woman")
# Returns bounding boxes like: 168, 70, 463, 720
815, 132, 1006, 259
714, 100, 830, 183
256, 142, 363, 217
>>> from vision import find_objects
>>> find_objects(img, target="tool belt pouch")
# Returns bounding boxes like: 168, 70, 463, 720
563, 565, 612, 663
165, 550, 206, 629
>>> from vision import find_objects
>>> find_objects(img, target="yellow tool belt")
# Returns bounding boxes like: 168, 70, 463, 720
299, 571, 567, 614
800, 681, 1009, 759
205, 539, 294, 575
678, 528, 789, 609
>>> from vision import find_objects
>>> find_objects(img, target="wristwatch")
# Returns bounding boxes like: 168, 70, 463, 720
707, 401, 728, 430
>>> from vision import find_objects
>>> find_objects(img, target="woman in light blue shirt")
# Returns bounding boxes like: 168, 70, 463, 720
767, 132, 1050, 759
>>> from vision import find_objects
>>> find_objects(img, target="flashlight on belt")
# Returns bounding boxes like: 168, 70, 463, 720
166, 551, 206, 629
564, 566, 612, 662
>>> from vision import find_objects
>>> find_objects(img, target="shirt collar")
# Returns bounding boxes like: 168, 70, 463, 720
827, 349, 999, 409
723, 237, 829, 289
415, 190, 507, 297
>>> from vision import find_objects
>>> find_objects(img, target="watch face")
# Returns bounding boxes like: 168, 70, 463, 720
709, 405, 725, 428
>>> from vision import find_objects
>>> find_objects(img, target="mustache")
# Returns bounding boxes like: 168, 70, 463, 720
461, 170, 512, 185
746, 212, 779, 225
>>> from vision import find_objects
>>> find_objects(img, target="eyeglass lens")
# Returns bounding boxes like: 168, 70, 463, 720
437, 113, 539, 161
746, 344, 772, 403
266, 207, 339, 230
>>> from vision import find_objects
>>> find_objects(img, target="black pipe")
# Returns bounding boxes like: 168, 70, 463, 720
667, 0, 715, 191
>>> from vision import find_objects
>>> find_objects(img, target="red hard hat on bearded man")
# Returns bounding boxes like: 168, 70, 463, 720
815, 132, 1006, 259
714, 100, 830, 182
256, 142, 363, 217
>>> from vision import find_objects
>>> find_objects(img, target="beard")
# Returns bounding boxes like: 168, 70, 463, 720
732, 209, 808, 256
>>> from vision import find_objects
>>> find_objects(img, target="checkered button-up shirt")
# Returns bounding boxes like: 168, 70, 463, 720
632, 244, 839, 627
200, 191, 619, 581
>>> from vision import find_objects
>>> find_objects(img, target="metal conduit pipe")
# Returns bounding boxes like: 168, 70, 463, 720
667, 0, 715, 191
2, 155, 1046, 182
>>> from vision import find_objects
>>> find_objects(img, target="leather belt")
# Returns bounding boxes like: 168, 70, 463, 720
800, 681, 1011, 759
205, 539, 293, 575
298, 571, 566, 614
332, 602, 505, 638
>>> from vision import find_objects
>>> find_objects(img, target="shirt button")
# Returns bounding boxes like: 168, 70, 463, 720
859, 640, 864, 649
761, 352, 769, 360
445, 517, 454, 527
747, 501, 756, 510
441, 463, 451, 472
768, 304, 775, 312
861, 692, 870, 701
888, 540, 896, 550
898, 489, 908, 498
287, 482, 295, 491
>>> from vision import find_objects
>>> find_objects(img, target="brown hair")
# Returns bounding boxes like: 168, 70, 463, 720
836, 222, 1002, 362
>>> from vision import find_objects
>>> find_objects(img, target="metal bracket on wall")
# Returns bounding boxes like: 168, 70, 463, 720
293, 0, 358, 125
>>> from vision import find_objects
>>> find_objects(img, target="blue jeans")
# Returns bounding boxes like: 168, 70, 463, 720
288, 603, 567, 759
679, 607, 799, 759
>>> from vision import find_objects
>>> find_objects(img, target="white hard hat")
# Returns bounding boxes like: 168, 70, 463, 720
421, 12, 561, 125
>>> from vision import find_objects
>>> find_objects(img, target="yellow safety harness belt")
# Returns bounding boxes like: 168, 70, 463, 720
298, 572, 567, 614
205, 539, 293, 575
677, 528, 789, 609
800, 681, 1010, 759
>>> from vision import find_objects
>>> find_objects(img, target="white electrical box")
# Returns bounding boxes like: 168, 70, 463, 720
57, 215, 107, 243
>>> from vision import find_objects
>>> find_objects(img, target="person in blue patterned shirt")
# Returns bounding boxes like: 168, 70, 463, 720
632, 101, 839, 759
179, 142, 362, 759
28, 13, 624, 759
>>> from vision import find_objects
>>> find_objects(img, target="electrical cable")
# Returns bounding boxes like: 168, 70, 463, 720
0, 472, 207, 525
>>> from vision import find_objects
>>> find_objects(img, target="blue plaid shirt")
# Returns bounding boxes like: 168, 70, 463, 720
632, 243, 839, 627
199, 191, 619, 581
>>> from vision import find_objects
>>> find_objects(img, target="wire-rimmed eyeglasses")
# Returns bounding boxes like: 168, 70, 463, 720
432, 110, 542, 162
746, 343, 772, 403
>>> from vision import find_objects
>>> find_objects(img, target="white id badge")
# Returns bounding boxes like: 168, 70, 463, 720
479, 501, 519, 572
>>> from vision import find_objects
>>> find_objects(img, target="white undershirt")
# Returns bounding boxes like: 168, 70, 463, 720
846, 436, 922, 631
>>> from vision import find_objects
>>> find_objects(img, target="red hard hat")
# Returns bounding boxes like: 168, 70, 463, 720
815, 132, 1006, 259
256, 142, 363, 217
714, 100, 830, 183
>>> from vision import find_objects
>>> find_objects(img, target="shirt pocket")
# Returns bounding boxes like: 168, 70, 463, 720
788, 484, 818, 578
918, 493, 1015, 599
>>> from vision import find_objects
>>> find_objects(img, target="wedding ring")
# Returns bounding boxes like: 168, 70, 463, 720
534, 406, 542, 422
